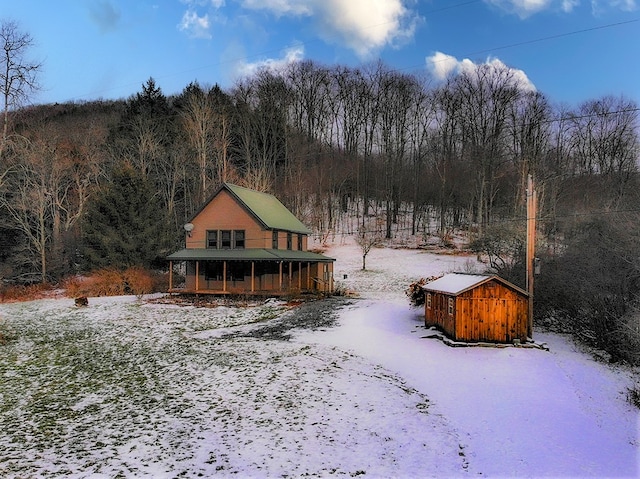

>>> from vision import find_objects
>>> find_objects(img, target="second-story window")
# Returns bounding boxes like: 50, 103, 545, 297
234, 230, 245, 249
207, 230, 218, 249
297, 234, 303, 251
272, 230, 278, 249
287, 232, 292, 250
220, 230, 232, 249
208, 230, 245, 249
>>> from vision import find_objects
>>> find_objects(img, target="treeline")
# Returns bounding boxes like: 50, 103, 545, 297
1, 59, 639, 360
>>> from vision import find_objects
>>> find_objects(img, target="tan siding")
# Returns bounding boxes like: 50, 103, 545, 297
186, 190, 268, 249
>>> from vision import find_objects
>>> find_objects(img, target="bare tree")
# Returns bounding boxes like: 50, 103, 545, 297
356, 224, 382, 270
568, 96, 638, 179
178, 82, 215, 204
1, 20, 42, 157
451, 62, 522, 232
507, 90, 552, 212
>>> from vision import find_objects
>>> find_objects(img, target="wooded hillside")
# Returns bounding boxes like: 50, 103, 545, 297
1, 60, 639, 362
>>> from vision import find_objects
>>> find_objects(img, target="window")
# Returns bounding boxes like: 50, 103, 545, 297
208, 230, 244, 249
426, 293, 432, 310
287, 232, 293, 250
220, 230, 231, 249
234, 230, 245, 249
448, 297, 454, 316
204, 261, 223, 280
297, 234, 303, 251
272, 230, 279, 249
207, 231, 218, 249
227, 261, 248, 281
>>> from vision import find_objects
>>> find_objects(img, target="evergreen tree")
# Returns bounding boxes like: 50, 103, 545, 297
82, 163, 172, 270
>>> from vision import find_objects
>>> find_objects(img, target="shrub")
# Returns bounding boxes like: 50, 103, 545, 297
0, 283, 54, 303
406, 276, 441, 308
63, 267, 167, 298
535, 215, 640, 365
122, 267, 154, 297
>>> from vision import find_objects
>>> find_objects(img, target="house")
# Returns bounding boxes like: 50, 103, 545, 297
167, 183, 335, 295
423, 273, 529, 344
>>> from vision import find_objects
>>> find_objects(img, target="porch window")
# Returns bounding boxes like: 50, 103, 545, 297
204, 261, 223, 280
272, 230, 279, 249
227, 261, 248, 281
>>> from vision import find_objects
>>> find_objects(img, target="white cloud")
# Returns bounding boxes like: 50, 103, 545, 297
426, 52, 460, 81
178, 9, 212, 39
180, 0, 225, 7
239, 0, 420, 58
561, 0, 580, 12
485, 0, 553, 18
487, 0, 637, 16
315, 0, 417, 58
240, 0, 313, 16
426, 52, 536, 92
235, 46, 305, 78
594, 0, 638, 11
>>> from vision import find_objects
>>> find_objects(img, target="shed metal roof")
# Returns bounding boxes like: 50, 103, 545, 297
422, 273, 528, 296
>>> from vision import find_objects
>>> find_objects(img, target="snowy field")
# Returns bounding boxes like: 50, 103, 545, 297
0, 237, 638, 478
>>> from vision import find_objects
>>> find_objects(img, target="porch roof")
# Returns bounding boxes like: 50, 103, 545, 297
167, 248, 335, 263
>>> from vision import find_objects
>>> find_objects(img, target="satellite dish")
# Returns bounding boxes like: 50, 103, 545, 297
184, 223, 194, 233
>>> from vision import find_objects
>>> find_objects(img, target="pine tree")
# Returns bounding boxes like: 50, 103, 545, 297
82, 163, 172, 270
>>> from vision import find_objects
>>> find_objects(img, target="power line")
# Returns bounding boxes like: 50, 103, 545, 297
462, 18, 639, 58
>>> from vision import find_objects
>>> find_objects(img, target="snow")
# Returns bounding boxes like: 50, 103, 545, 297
0, 236, 638, 478
421, 272, 492, 295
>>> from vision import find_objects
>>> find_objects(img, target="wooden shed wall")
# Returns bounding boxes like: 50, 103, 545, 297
425, 280, 528, 343
425, 292, 456, 338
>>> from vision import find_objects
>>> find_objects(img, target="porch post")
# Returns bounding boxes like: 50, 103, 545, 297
195, 261, 200, 291
288, 261, 293, 291
279, 262, 283, 291
307, 262, 311, 290
298, 262, 302, 290
251, 261, 255, 293
169, 261, 173, 291
223, 261, 227, 292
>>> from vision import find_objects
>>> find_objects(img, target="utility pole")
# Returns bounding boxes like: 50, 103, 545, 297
526, 174, 536, 339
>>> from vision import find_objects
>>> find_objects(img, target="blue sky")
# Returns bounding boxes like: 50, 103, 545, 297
1, 0, 638, 107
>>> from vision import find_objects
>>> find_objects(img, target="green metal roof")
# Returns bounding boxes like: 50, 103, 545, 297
167, 248, 334, 262
199, 183, 311, 234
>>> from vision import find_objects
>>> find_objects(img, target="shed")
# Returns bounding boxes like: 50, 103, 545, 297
423, 273, 529, 344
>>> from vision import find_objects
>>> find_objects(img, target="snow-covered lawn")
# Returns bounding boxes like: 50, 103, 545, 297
0, 238, 638, 478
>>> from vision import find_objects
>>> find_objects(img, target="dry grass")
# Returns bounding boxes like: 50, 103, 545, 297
0, 283, 56, 303
63, 268, 169, 298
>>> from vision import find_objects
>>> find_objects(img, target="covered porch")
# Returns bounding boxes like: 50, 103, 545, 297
167, 249, 334, 295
